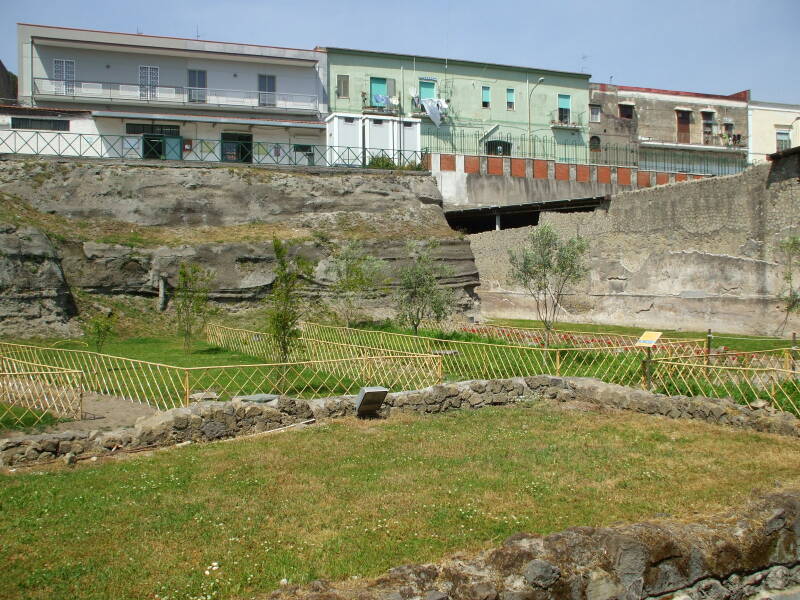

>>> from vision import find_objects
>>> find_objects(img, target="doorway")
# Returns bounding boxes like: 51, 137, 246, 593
676, 110, 691, 144
221, 133, 253, 163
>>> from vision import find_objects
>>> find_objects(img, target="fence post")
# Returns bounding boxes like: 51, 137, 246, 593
641, 347, 653, 390
705, 329, 712, 366
183, 370, 190, 407
555, 349, 561, 376
792, 332, 797, 373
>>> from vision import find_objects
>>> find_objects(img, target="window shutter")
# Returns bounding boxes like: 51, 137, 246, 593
337, 74, 349, 98
558, 94, 571, 109
506, 89, 515, 103
482, 86, 491, 104
387, 78, 396, 98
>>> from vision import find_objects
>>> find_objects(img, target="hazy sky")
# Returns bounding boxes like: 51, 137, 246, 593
2, 0, 798, 104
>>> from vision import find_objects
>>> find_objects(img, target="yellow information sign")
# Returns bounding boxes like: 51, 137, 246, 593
636, 331, 663, 347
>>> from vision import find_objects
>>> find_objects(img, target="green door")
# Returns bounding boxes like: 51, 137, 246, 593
370, 77, 387, 106
164, 136, 182, 160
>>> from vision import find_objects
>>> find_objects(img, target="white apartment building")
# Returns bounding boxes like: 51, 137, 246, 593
748, 100, 800, 163
3, 24, 328, 163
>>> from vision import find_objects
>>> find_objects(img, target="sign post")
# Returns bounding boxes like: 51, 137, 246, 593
636, 331, 662, 390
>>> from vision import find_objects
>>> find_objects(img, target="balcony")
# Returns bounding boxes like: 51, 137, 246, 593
548, 109, 586, 130
33, 78, 319, 114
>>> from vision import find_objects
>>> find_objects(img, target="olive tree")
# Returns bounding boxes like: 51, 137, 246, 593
508, 224, 589, 335
777, 236, 800, 335
174, 262, 214, 355
265, 238, 314, 362
394, 241, 455, 334
325, 240, 387, 327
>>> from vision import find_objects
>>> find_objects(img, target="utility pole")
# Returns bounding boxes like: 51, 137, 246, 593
527, 77, 545, 158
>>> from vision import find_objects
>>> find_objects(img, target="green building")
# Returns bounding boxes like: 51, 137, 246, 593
320, 46, 591, 158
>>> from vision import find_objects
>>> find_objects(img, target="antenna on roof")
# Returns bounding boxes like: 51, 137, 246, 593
580, 54, 588, 74
136, 25, 142, 35
195, 25, 200, 39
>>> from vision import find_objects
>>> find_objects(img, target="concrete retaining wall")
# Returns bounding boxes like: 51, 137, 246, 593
468, 152, 800, 334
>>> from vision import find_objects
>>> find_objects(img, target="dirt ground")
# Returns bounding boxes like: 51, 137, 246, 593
4, 392, 158, 439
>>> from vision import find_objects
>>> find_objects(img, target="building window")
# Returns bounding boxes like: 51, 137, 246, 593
11, 117, 70, 131
618, 104, 634, 119
187, 69, 207, 103
53, 59, 75, 95
589, 135, 601, 151
258, 74, 276, 107
139, 65, 159, 100
125, 123, 180, 136
701, 111, 716, 144
777, 130, 792, 152
336, 74, 349, 99
369, 77, 395, 107
506, 88, 515, 110
558, 94, 571, 124
676, 110, 691, 144
481, 86, 490, 108
419, 80, 436, 100
590, 104, 601, 122
485, 139, 511, 155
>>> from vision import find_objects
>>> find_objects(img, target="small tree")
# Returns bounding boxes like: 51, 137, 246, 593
265, 238, 314, 362
777, 236, 800, 335
508, 224, 589, 335
174, 262, 214, 355
394, 241, 455, 334
82, 312, 116, 353
325, 240, 387, 327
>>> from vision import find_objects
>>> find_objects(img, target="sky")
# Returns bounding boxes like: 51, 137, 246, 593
1, 0, 798, 104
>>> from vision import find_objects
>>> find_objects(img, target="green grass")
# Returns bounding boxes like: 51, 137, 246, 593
2, 404, 800, 600
489, 318, 793, 353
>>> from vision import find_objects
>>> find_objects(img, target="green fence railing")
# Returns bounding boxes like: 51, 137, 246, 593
0, 130, 428, 170
421, 128, 748, 175
0, 129, 749, 176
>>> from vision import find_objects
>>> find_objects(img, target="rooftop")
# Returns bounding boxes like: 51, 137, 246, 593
592, 82, 749, 102
318, 46, 591, 79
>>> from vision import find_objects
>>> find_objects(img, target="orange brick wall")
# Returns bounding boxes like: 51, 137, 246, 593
617, 168, 631, 186
533, 160, 549, 179
637, 171, 652, 188
554, 163, 570, 181
655, 172, 669, 185
510, 158, 527, 178
576, 164, 590, 183
439, 154, 455, 171
487, 157, 504, 175
597, 166, 611, 184
464, 156, 480, 174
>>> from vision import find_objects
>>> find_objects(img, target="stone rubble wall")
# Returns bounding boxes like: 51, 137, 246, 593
270, 491, 800, 600
3, 375, 799, 468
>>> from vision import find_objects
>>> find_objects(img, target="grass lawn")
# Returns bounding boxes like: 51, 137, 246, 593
3, 404, 800, 600
488, 318, 793, 353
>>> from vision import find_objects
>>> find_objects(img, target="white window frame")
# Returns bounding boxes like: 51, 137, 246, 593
590, 104, 601, 123
53, 59, 75, 95
139, 65, 159, 100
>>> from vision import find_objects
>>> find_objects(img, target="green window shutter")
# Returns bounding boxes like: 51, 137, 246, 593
506, 89, 515, 103
558, 94, 571, 109
482, 86, 491, 104
420, 81, 435, 100
387, 78, 396, 98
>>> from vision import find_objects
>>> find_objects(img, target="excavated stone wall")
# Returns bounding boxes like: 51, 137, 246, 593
5, 375, 798, 467
270, 491, 800, 600
470, 151, 800, 334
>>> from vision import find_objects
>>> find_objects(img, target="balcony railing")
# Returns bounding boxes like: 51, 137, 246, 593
547, 109, 586, 129
33, 78, 318, 112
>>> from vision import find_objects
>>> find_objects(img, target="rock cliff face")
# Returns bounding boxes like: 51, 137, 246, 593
0, 158, 479, 335
0, 224, 75, 337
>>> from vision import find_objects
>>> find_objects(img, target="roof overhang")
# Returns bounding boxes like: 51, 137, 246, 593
91, 110, 325, 129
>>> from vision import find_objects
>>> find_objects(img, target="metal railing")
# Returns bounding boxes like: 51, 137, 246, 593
0, 131, 428, 169
0, 338, 442, 415
33, 78, 318, 112
0, 356, 83, 427
421, 128, 748, 175
650, 348, 800, 416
